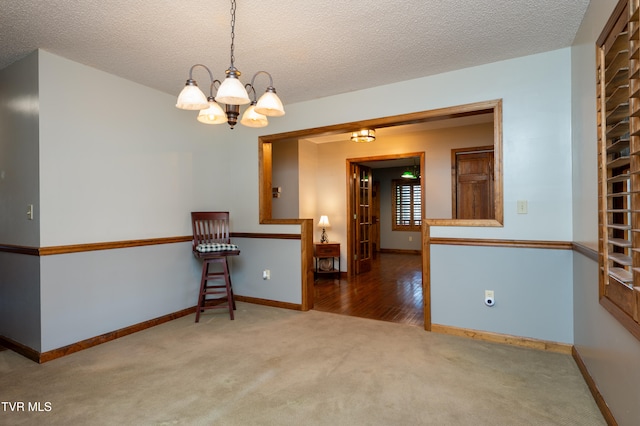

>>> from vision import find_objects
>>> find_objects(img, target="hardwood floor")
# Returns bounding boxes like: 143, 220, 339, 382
313, 252, 423, 327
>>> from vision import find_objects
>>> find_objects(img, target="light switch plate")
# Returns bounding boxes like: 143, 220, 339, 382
517, 200, 528, 214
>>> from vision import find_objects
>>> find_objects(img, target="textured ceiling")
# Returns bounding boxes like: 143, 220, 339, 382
0, 0, 590, 104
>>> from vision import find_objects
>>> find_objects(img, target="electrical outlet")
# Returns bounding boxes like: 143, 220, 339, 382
484, 290, 495, 307
409, 236, 413, 242
262, 269, 271, 280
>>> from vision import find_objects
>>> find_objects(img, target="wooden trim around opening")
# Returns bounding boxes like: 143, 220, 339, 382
431, 324, 573, 354
257, 99, 503, 334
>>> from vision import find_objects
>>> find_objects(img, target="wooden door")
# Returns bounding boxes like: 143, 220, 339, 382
351, 164, 373, 274
453, 148, 494, 219
371, 181, 380, 258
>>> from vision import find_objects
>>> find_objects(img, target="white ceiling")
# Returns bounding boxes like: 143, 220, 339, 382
0, 0, 590, 105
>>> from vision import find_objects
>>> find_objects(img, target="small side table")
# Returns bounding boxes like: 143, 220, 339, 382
314, 242, 340, 279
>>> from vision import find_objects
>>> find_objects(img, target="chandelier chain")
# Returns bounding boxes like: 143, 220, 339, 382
229, 0, 236, 69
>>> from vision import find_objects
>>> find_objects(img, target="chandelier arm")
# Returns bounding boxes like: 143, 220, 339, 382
249, 71, 275, 90
209, 79, 222, 97
188, 64, 215, 84
244, 83, 257, 102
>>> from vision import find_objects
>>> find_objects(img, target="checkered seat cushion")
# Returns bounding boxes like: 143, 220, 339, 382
196, 243, 239, 253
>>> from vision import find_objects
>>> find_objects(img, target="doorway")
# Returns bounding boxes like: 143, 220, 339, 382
452, 146, 495, 219
258, 99, 504, 331
347, 153, 425, 278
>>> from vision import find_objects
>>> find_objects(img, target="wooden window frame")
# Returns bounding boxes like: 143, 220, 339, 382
392, 179, 422, 231
596, 0, 640, 341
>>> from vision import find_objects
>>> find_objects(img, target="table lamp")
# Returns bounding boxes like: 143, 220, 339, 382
318, 215, 330, 243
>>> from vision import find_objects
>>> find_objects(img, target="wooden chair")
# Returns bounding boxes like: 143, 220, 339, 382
191, 212, 240, 321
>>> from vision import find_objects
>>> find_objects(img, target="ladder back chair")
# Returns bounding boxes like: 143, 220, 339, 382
191, 211, 240, 321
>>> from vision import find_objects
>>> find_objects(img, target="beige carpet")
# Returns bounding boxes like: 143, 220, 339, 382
0, 303, 604, 425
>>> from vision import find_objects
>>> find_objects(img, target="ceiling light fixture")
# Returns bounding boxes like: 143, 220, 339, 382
401, 169, 418, 179
402, 158, 420, 179
175, 0, 285, 129
351, 129, 376, 143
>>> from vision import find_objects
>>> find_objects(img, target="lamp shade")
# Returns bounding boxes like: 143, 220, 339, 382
254, 88, 285, 116
197, 99, 227, 124
318, 215, 330, 227
176, 81, 209, 110
215, 73, 251, 105
402, 168, 418, 179
240, 104, 268, 127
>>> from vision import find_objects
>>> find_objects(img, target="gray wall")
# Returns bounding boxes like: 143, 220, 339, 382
0, 50, 308, 353
571, 1, 640, 424
40, 243, 198, 351
232, 237, 302, 304
0, 51, 41, 350
432, 245, 573, 343
272, 139, 299, 219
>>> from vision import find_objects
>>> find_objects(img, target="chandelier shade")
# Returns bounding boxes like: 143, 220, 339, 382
255, 88, 285, 116
176, 80, 209, 110
175, 0, 284, 129
240, 103, 269, 127
197, 98, 227, 124
215, 71, 251, 105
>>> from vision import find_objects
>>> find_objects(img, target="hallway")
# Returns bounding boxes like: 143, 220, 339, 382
313, 252, 423, 327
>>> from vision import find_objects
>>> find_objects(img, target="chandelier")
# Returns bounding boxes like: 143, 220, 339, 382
175, 0, 285, 129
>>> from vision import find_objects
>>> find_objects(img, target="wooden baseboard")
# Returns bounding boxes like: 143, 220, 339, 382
378, 248, 421, 255
3, 298, 299, 364
0, 335, 41, 363
1, 306, 196, 364
572, 346, 618, 425
431, 324, 573, 354
235, 295, 302, 311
